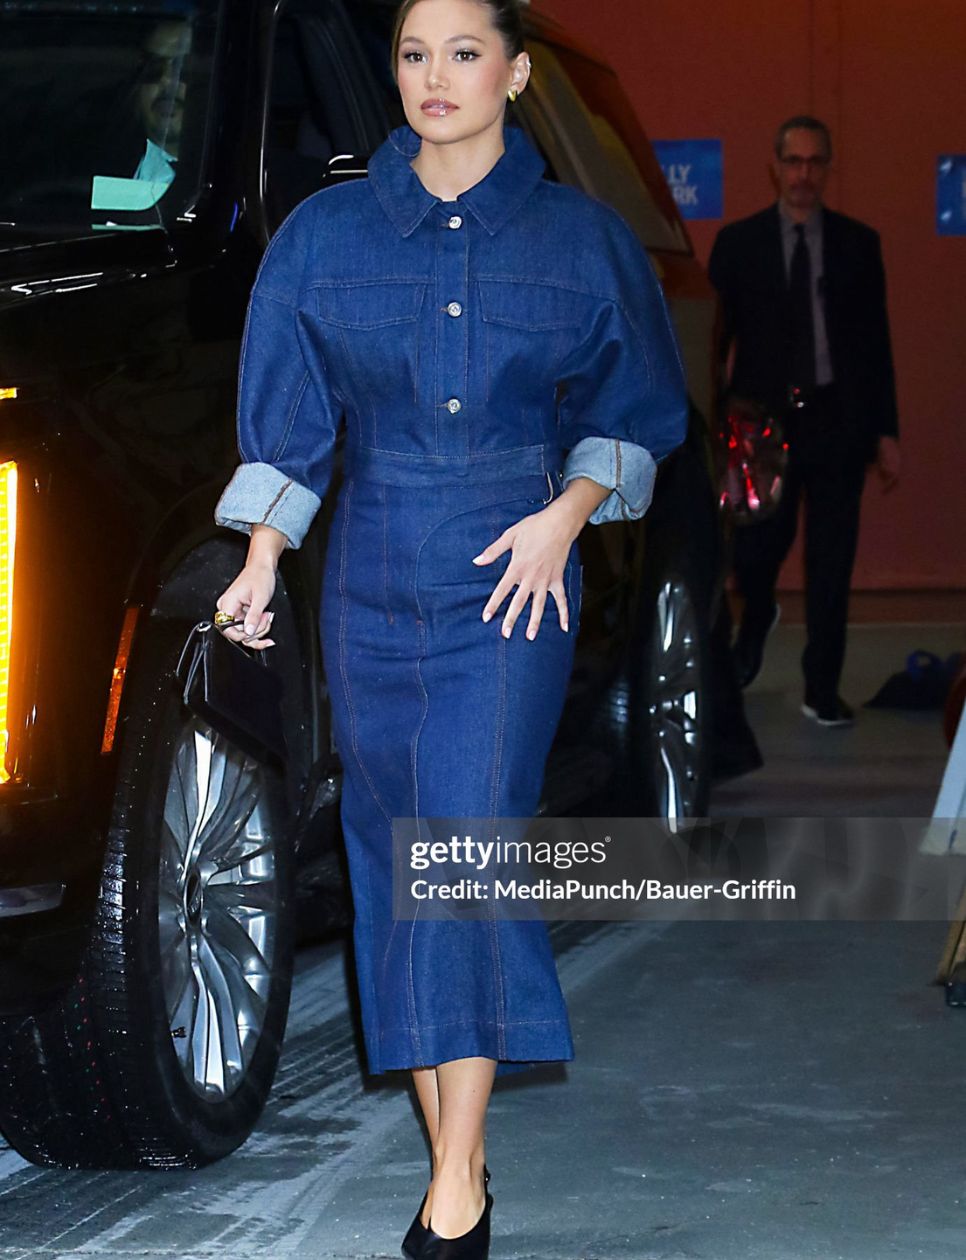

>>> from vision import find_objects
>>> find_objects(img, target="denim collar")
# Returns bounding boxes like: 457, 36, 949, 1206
368, 120, 546, 237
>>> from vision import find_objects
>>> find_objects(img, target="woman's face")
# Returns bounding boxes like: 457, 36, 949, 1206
397, 0, 526, 144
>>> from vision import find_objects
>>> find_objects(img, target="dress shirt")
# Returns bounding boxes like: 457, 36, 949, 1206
778, 201, 834, 387
133, 138, 177, 189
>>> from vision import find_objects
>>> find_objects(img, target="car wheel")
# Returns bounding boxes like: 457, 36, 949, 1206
0, 618, 296, 1169
631, 541, 712, 821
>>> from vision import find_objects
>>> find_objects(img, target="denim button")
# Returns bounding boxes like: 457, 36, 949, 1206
446, 301, 462, 317
448, 215, 462, 229
445, 397, 462, 413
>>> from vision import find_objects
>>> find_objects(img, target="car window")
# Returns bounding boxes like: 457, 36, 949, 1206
263, 0, 387, 229
0, 0, 220, 242
524, 40, 690, 255
342, 0, 407, 129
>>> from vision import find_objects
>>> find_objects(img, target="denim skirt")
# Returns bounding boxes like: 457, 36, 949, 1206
318, 443, 580, 1075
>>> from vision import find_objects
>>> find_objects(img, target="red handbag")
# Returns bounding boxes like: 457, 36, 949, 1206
716, 395, 789, 524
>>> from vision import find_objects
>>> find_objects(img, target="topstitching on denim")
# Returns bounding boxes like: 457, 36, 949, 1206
271, 369, 310, 462
380, 481, 393, 625
336, 479, 392, 827
457, 210, 471, 453
407, 553, 433, 1064
486, 551, 509, 1058
567, 558, 583, 633
260, 477, 293, 524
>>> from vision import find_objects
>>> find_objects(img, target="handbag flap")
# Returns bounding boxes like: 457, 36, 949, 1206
176, 621, 287, 766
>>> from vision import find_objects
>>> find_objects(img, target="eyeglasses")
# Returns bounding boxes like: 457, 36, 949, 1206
779, 155, 830, 170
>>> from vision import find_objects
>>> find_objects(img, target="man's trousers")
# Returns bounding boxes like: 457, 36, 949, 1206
733, 386, 868, 703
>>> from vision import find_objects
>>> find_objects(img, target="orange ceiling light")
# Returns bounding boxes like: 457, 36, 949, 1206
0, 461, 17, 785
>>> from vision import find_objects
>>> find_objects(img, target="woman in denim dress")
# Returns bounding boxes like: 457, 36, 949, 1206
214, 0, 686, 1254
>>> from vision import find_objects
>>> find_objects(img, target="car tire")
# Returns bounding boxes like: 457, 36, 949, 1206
628, 536, 712, 821
0, 617, 296, 1169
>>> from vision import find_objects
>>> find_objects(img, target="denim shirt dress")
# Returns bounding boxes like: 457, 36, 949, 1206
215, 121, 687, 1076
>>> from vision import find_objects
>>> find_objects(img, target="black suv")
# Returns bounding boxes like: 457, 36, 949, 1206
0, 0, 723, 1169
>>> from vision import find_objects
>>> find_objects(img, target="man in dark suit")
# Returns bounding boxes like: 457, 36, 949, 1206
708, 115, 901, 726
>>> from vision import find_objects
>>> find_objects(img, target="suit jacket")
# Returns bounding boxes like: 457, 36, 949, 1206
708, 203, 899, 464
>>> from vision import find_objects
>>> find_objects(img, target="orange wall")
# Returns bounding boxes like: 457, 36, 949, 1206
545, 0, 966, 592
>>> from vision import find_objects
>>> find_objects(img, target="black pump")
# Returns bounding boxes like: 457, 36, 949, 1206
418, 1187, 493, 1259
401, 1166, 490, 1260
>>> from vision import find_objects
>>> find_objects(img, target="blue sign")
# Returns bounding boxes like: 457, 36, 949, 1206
937, 156, 966, 236
653, 139, 723, 220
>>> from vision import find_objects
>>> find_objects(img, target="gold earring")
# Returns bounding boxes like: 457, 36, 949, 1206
507, 87, 518, 102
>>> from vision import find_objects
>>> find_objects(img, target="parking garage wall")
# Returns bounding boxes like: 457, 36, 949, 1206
549, 0, 966, 593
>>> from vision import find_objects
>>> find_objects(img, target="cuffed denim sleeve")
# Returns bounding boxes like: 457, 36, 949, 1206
557, 205, 688, 525
561, 436, 657, 524
214, 195, 341, 550
215, 460, 323, 551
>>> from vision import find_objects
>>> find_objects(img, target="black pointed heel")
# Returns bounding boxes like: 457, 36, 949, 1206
401, 1190, 430, 1260
401, 1167, 490, 1260
420, 1184, 492, 1259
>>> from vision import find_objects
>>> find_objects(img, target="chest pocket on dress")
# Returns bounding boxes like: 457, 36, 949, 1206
477, 279, 582, 404
315, 281, 427, 414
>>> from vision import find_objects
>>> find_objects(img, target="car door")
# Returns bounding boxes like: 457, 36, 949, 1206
258, 0, 389, 236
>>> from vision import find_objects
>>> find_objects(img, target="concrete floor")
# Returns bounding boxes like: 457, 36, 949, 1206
1, 622, 965, 1258
715, 620, 962, 817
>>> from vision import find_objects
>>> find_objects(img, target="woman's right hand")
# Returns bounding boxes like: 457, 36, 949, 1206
215, 559, 277, 650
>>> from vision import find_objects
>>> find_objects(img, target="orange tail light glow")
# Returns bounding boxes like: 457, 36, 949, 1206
0, 460, 17, 784
101, 605, 140, 754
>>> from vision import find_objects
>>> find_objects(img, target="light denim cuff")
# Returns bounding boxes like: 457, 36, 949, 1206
561, 437, 657, 525
213, 461, 322, 550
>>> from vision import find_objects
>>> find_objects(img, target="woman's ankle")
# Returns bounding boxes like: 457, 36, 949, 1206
431, 1146, 486, 1185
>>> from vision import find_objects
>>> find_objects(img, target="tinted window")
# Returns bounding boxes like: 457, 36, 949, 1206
525, 40, 690, 255
263, 0, 386, 228
342, 0, 406, 129
0, 0, 220, 242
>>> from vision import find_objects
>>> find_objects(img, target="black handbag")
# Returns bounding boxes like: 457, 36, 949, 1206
174, 618, 287, 768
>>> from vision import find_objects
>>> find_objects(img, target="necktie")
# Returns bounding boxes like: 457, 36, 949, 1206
788, 223, 816, 390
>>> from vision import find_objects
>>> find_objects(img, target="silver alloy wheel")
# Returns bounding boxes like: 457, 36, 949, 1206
647, 577, 703, 823
157, 719, 278, 1100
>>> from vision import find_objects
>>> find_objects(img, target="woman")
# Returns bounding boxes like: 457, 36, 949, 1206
213, 1, 686, 1255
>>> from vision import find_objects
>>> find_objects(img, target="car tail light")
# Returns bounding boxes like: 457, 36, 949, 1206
0, 460, 17, 784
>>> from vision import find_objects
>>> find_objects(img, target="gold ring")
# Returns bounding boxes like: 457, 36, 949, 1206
214, 610, 235, 626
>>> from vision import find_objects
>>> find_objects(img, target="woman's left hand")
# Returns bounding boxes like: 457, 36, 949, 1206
472, 499, 581, 640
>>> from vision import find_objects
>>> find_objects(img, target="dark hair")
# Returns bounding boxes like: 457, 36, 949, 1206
774, 115, 833, 161
389, 0, 526, 86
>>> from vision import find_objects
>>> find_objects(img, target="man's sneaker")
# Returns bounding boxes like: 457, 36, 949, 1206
801, 694, 855, 726
733, 601, 781, 689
